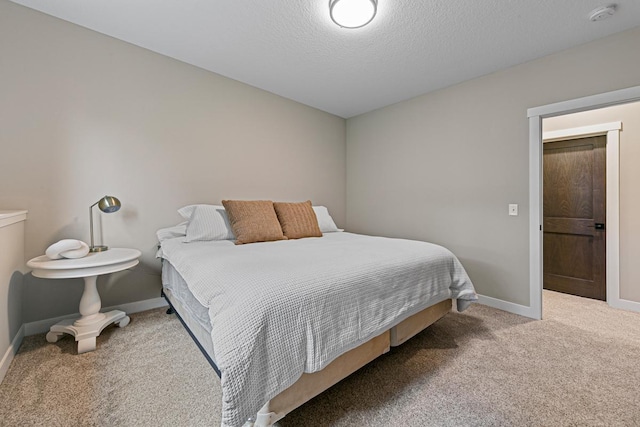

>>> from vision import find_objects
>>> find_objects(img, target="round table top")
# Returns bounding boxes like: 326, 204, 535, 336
27, 248, 142, 279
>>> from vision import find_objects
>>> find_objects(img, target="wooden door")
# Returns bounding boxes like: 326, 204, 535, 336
543, 136, 606, 300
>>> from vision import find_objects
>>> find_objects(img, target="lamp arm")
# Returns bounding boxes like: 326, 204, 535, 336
89, 199, 105, 248
89, 205, 95, 249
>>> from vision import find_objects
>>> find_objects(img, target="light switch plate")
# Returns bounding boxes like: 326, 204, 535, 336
509, 204, 518, 216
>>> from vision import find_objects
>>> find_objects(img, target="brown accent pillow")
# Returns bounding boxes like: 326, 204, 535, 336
221, 200, 287, 245
273, 200, 323, 240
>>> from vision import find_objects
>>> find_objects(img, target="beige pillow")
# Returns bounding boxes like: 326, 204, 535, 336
273, 200, 323, 240
221, 200, 287, 245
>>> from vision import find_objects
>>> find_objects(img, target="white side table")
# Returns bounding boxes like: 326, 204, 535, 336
27, 248, 141, 354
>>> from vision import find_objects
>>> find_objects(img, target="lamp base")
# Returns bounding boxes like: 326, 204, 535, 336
89, 245, 109, 253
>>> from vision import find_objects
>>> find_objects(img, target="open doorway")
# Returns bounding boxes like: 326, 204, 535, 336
528, 86, 640, 320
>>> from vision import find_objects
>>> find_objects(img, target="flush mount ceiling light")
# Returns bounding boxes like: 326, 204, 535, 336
330, 0, 377, 29
588, 4, 617, 21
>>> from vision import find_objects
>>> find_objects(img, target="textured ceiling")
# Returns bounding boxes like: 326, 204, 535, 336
10, 0, 640, 118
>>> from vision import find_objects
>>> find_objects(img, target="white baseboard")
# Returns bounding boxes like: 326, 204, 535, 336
476, 294, 537, 319
0, 324, 24, 384
609, 297, 640, 313
24, 297, 168, 336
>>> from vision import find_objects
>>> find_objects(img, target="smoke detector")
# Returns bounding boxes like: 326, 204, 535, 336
589, 4, 617, 21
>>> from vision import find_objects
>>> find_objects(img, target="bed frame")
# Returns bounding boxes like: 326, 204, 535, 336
162, 287, 452, 427
252, 298, 452, 426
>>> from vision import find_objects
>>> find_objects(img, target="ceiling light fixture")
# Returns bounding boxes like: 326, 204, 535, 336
588, 4, 616, 21
329, 0, 377, 29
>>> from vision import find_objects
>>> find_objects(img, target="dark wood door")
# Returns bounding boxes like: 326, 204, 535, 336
543, 136, 606, 300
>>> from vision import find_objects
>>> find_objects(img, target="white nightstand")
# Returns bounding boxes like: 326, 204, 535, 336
27, 248, 141, 354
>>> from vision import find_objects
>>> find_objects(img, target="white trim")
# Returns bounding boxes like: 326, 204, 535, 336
605, 129, 622, 310
0, 211, 27, 229
24, 297, 168, 336
529, 116, 543, 320
610, 298, 640, 313
602, 128, 639, 314
527, 86, 640, 118
529, 85, 640, 320
543, 121, 622, 142
0, 325, 24, 384
476, 294, 536, 318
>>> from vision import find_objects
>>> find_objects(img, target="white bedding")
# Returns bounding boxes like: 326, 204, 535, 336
162, 260, 213, 337
159, 232, 477, 427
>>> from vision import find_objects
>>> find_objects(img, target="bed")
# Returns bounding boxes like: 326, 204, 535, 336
157, 205, 477, 427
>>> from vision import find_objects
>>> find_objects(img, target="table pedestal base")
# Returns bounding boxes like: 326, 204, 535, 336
46, 310, 130, 354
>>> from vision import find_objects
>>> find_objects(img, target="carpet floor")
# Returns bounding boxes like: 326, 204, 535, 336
1, 290, 639, 426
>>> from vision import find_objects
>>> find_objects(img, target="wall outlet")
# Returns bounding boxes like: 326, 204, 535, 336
509, 204, 518, 216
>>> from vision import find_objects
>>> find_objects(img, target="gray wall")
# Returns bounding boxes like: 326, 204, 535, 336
0, 1, 346, 323
544, 102, 640, 303
346, 27, 640, 307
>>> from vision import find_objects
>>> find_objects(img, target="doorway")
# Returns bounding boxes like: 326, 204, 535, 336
542, 135, 606, 300
527, 85, 640, 320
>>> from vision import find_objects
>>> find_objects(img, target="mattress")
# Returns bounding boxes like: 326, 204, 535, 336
162, 260, 216, 365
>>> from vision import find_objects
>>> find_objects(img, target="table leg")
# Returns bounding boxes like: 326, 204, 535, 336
75, 275, 106, 326
45, 275, 130, 354
46, 331, 64, 343
77, 336, 97, 354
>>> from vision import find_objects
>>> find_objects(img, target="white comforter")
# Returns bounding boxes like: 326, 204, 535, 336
160, 232, 477, 427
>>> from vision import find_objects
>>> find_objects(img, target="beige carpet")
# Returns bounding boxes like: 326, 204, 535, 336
1, 291, 639, 426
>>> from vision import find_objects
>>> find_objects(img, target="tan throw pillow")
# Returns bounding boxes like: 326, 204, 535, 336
221, 200, 287, 245
273, 200, 323, 240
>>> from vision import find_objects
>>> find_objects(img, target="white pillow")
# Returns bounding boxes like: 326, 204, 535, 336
184, 205, 235, 242
178, 204, 202, 220
312, 206, 341, 233
156, 222, 188, 243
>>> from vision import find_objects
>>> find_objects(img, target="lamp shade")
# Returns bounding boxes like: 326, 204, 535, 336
98, 196, 121, 213
330, 0, 377, 29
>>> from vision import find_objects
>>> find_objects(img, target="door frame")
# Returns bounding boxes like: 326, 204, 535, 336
543, 123, 620, 303
527, 85, 640, 320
